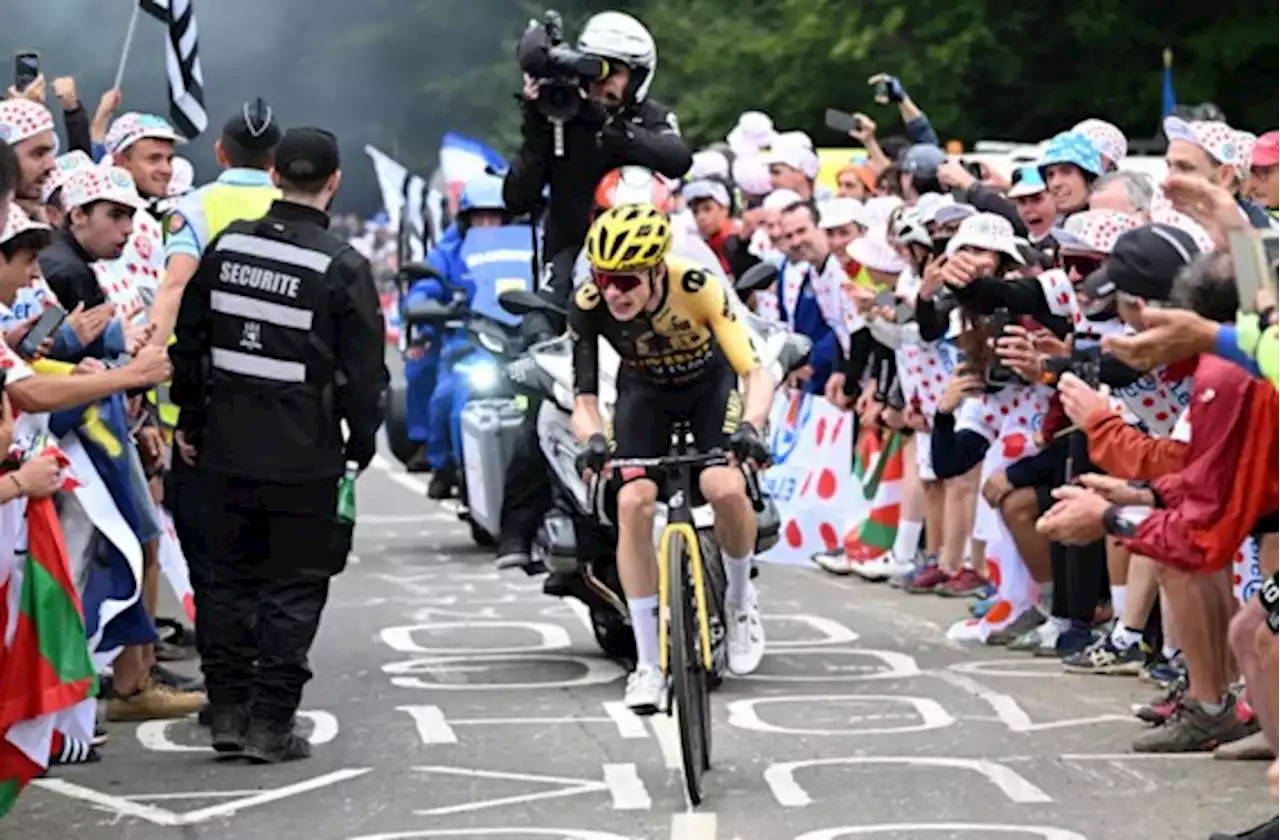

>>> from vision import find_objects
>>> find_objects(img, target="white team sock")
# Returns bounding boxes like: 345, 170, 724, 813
723, 551, 756, 609
1109, 623, 1144, 650
1162, 644, 1180, 661
892, 520, 924, 563
1110, 585, 1127, 616
627, 595, 661, 668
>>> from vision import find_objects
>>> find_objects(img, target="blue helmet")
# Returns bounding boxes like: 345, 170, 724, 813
458, 173, 506, 215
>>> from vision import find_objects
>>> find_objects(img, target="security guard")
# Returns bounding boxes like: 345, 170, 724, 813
156, 100, 282, 690
169, 127, 389, 763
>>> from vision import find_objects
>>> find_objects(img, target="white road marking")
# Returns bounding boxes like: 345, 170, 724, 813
648, 714, 682, 769
370, 454, 429, 495
602, 763, 651, 810
125, 791, 263, 801
938, 671, 1131, 732
764, 757, 1052, 806
602, 701, 650, 739
175, 769, 372, 823
1060, 752, 1214, 761
565, 596, 596, 636
670, 811, 718, 840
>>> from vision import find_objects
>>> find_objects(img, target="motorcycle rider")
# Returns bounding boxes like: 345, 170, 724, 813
496, 11, 691, 567
402, 172, 509, 491
570, 204, 774, 712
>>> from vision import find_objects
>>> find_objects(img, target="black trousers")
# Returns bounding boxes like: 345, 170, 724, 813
202, 474, 350, 727
167, 455, 215, 658
1022, 433, 1109, 625
498, 398, 552, 547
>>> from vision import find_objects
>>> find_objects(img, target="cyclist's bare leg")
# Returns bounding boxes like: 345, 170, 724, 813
702, 465, 766, 674
701, 465, 756, 601
616, 478, 662, 668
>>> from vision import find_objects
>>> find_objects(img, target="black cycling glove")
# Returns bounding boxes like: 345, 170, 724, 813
729, 422, 770, 467
575, 433, 610, 477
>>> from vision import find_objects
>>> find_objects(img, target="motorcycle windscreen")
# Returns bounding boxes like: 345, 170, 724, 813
459, 224, 540, 328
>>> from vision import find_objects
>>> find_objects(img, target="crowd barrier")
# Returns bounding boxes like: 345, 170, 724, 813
758, 390, 1264, 643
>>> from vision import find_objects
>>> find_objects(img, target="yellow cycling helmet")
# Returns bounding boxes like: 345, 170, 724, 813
585, 203, 672, 273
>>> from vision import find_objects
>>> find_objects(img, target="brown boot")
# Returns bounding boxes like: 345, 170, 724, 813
105, 678, 207, 722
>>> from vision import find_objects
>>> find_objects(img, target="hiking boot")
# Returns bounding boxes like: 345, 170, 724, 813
106, 679, 207, 722
935, 567, 989, 598
1062, 633, 1146, 675
986, 609, 1046, 646
1132, 697, 1259, 753
903, 564, 950, 594
210, 705, 250, 755
241, 721, 312, 764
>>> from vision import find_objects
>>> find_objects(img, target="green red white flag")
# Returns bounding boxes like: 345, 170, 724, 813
0, 497, 97, 817
842, 428, 904, 562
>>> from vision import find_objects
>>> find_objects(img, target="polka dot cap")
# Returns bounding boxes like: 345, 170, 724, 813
0, 99, 55, 147
40, 149, 95, 204
61, 165, 148, 211
1163, 117, 1241, 168
1235, 130, 1258, 180
1149, 188, 1217, 252
0, 204, 50, 245
1063, 210, 1142, 254
1073, 118, 1127, 165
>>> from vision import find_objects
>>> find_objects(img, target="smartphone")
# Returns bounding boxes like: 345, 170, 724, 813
983, 307, 1018, 388
825, 108, 860, 135
961, 160, 984, 180
1228, 229, 1279, 311
931, 236, 951, 257
13, 51, 39, 92
18, 303, 66, 359
872, 80, 891, 105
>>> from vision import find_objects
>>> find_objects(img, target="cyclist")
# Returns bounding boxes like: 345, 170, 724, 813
569, 203, 775, 713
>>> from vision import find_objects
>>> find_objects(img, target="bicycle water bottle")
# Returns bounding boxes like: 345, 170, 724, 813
337, 462, 359, 524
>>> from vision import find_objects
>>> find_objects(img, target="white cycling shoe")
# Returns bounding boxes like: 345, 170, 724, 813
624, 664, 668, 716
726, 596, 766, 675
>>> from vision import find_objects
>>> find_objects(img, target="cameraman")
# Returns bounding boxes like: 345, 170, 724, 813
505, 10, 691, 330
495, 11, 690, 571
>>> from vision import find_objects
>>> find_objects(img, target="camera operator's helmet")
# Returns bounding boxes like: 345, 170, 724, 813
577, 11, 657, 103
586, 204, 672, 273
893, 207, 932, 250
458, 173, 506, 215
595, 167, 674, 214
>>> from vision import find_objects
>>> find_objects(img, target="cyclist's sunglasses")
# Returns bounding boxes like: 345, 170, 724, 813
593, 269, 647, 293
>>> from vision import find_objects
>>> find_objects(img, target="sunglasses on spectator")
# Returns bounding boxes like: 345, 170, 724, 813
1061, 254, 1104, 278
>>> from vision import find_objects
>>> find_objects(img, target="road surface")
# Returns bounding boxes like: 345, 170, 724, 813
5, 451, 1275, 840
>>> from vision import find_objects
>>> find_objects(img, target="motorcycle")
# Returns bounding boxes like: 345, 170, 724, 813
495, 262, 811, 667
394, 226, 537, 545
383, 225, 538, 470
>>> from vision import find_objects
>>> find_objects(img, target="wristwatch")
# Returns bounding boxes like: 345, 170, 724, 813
1102, 505, 1153, 538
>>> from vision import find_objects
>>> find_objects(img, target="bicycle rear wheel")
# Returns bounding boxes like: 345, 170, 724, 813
667, 530, 710, 804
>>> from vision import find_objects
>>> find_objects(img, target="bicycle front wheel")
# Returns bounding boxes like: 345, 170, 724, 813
668, 530, 710, 805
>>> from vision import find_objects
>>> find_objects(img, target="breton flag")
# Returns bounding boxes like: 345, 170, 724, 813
139, 0, 208, 139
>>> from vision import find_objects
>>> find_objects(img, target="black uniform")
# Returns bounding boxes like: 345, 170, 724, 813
170, 196, 388, 743
496, 96, 691, 563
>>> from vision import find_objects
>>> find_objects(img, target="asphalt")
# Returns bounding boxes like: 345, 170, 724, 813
5, 449, 1277, 840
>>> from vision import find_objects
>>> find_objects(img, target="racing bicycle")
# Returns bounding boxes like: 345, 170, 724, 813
607, 422, 764, 805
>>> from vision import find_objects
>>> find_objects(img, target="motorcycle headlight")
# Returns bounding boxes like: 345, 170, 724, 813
461, 360, 500, 391
477, 332, 505, 354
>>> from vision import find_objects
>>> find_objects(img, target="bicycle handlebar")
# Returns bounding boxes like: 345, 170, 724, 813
602, 450, 766, 513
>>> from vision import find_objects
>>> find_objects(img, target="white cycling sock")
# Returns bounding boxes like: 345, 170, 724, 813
1110, 623, 1144, 650
723, 551, 756, 609
627, 595, 661, 668
892, 520, 923, 562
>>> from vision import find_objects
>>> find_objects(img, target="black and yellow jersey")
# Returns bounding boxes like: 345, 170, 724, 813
569, 255, 761, 394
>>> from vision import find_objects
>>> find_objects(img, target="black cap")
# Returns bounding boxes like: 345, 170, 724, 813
1080, 223, 1201, 302
222, 97, 281, 152
274, 128, 340, 182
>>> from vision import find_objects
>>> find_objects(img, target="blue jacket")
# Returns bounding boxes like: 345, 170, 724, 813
777, 260, 838, 387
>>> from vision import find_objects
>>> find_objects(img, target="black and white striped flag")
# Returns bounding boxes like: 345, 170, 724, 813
139, 0, 208, 139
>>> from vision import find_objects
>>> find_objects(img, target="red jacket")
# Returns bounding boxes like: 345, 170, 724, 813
1124, 355, 1279, 573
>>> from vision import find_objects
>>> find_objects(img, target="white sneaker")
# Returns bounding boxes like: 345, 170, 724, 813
624, 664, 668, 716
849, 551, 916, 582
726, 597, 766, 675
812, 549, 855, 575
